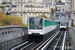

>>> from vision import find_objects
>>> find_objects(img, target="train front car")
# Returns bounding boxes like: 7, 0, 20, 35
60, 22, 67, 31
28, 17, 43, 41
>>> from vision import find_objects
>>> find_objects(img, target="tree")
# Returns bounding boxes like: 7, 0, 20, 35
0, 12, 6, 26
51, 8, 55, 15
56, 0, 58, 2
36, 14, 48, 18
0, 12, 25, 26
17, 17, 24, 26
1, 1, 7, 5
3, 17, 10, 25
9, 16, 24, 26
0, 23, 2, 26
24, 23, 28, 27
51, 8, 55, 20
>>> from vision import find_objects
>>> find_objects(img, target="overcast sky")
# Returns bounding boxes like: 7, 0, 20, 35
62, 0, 65, 2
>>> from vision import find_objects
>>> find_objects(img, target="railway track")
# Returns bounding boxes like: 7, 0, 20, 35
32, 31, 60, 50
46, 31, 66, 50
11, 30, 66, 50
11, 41, 39, 50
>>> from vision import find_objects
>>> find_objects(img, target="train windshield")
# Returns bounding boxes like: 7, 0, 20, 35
29, 18, 43, 26
61, 22, 66, 26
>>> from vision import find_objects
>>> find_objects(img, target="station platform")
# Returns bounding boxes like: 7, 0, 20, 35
70, 27, 75, 50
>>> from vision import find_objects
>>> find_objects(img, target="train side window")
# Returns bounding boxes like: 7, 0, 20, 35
39, 18, 43, 26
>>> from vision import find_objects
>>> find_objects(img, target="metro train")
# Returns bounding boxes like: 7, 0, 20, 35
60, 22, 67, 31
28, 17, 56, 41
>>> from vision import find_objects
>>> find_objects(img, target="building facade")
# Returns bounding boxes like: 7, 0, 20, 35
56, 2, 65, 12
10, 0, 56, 24
71, 0, 75, 25
0, 0, 3, 3
56, 2, 65, 20
65, 0, 71, 12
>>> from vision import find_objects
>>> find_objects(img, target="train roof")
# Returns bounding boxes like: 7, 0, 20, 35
28, 17, 43, 18
28, 17, 55, 22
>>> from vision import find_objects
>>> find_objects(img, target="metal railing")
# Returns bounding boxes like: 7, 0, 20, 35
0, 26, 28, 50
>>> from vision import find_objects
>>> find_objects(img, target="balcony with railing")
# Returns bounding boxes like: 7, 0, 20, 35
10, 9, 51, 13
25, 5, 44, 8
11, 5, 17, 7
25, 10, 51, 13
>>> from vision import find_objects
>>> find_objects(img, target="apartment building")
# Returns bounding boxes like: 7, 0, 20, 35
0, 0, 3, 4
10, 0, 56, 24
65, 0, 71, 12
71, 0, 75, 24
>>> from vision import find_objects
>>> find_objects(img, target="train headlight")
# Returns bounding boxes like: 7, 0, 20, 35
39, 27, 42, 29
31, 27, 33, 29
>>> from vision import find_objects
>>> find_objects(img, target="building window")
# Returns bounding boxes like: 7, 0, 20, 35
59, 7, 61, 11
63, 9, 64, 11
36, 4, 37, 7
59, 7, 61, 9
25, 0, 27, 2
30, 4, 32, 7
18, 15, 19, 17
40, 13, 42, 15
18, 4, 19, 6
46, 9, 47, 11
39, 4, 41, 7
21, 8, 22, 11
27, 8, 29, 11
36, 9, 38, 11
21, 13, 22, 17
18, 4, 19, 10
40, 9, 41, 11
21, 4, 22, 11
25, 9, 26, 10
18, 8, 19, 10
49, 5, 50, 7
46, 5, 47, 8
34, 9, 35, 10
27, 13, 29, 17
21, 4, 22, 6
31, 13, 33, 16
31, 8, 32, 11
27, 4, 28, 7
37, 13, 38, 15
45, 14, 47, 16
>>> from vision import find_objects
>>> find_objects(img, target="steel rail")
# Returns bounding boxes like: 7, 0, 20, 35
53, 31, 63, 50
11, 41, 29, 50
20, 42, 34, 50
41, 31, 60, 50
34, 31, 60, 50
62, 31, 66, 50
